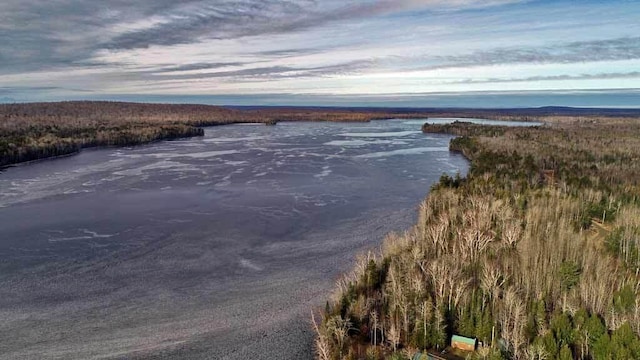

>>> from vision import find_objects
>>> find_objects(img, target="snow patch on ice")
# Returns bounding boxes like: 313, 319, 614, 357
356, 147, 449, 159
339, 131, 421, 138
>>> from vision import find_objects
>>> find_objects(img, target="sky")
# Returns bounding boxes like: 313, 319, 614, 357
1, 0, 640, 107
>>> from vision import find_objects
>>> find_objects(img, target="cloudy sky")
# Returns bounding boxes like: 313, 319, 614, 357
1, 0, 640, 106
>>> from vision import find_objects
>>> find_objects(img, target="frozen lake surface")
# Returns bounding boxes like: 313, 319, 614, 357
0, 119, 474, 359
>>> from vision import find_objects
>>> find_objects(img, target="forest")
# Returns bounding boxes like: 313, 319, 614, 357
314, 118, 640, 359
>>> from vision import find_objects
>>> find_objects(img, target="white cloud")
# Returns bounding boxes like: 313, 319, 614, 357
1, 0, 640, 102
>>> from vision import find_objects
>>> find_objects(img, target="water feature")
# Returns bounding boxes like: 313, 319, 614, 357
0, 118, 530, 359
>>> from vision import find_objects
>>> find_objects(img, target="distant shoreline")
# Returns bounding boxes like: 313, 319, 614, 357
2, 101, 639, 168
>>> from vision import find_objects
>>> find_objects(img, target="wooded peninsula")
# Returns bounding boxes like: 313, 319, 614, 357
315, 117, 640, 359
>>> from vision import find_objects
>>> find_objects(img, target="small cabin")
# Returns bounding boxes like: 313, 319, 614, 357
451, 335, 477, 351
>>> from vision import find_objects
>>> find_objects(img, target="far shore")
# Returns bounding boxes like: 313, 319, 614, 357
2, 101, 639, 168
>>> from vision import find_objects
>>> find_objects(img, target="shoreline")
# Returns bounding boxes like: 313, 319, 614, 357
315, 117, 640, 359
8, 101, 640, 168
6, 100, 638, 170
0, 119, 467, 359
1, 113, 540, 170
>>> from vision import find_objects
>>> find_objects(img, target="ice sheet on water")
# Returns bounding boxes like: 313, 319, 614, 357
114, 160, 201, 176
356, 147, 449, 159
137, 150, 241, 159
314, 166, 332, 179
324, 139, 398, 146
202, 136, 266, 143
48, 229, 118, 242
339, 131, 421, 138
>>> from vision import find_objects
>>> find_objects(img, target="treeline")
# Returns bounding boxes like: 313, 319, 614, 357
0, 102, 243, 166
421, 121, 511, 137
0, 124, 204, 165
0, 101, 431, 167
315, 119, 640, 359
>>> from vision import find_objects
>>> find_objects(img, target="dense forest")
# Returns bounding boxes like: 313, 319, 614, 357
314, 118, 640, 359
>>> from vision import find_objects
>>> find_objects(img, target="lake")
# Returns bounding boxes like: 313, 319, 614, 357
0, 119, 511, 359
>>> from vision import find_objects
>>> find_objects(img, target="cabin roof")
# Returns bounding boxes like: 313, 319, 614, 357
451, 335, 476, 345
